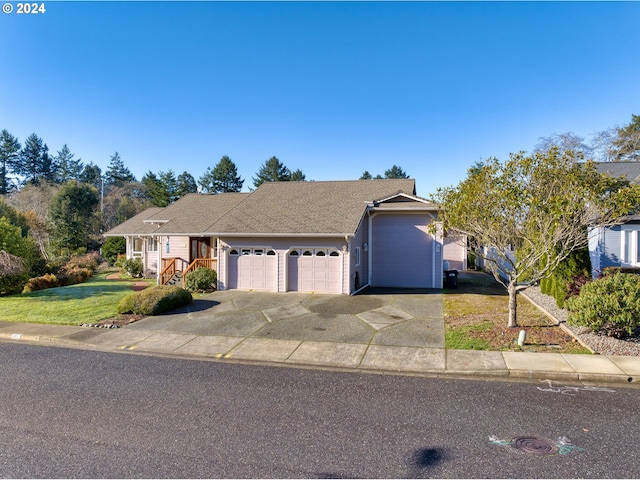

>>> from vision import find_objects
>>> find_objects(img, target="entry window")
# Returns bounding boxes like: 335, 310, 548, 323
354, 246, 361, 266
148, 237, 157, 252
622, 230, 640, 265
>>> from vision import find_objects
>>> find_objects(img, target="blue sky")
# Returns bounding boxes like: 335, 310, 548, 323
1, 1, 639, 198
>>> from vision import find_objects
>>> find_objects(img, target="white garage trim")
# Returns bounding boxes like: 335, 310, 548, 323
227, 247, 278, 291
287, 248, 343, 293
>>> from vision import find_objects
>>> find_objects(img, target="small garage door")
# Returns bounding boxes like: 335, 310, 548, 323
227, 248, 277, 291
370, 214, 432, 288
288, 249, 341, 293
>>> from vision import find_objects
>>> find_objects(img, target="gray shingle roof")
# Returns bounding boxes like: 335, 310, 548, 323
105, 179, 430, 237
595, 162, 640, 184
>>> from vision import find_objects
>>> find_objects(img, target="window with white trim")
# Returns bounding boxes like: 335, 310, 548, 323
354, 246, 361, 266
148, 237, 157, 252
622, 229, 640, 266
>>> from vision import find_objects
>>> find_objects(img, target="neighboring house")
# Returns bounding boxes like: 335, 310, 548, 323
588, 162, 640, 276
105, 179, 464, 293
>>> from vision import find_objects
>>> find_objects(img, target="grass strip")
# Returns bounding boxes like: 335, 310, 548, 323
0, 273, 154, 325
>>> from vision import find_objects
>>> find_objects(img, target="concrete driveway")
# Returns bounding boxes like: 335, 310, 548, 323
122, 288, 445, 349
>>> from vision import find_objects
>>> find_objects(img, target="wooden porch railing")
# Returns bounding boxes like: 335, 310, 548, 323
182, 258, 217, 286
159, 258, 177, 286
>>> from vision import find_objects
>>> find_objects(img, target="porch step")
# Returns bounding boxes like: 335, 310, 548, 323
166, 271, 183, 286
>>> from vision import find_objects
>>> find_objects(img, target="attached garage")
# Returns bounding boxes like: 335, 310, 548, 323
227, 248, 278, 290
288, 249, 342, 293
369, 213, 434, 288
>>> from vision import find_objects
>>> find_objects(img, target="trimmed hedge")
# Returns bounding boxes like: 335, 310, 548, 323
117, 285, 193, 316
183, 267, 217, 293
567, 272, 640, 339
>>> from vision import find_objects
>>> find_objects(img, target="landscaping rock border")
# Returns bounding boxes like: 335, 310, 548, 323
523, 286, 640, 357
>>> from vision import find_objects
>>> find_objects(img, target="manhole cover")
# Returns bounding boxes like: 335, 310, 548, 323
511, 437, 559, 455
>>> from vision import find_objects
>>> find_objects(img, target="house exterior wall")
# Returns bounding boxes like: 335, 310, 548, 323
217, 237, 350, 293
590, 221, 640, 276
162, 235, 190, 272
443, 233, 466, 271
350, 213, 370, 291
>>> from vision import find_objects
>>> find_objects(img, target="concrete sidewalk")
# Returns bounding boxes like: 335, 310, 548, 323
1, 288, 638, 387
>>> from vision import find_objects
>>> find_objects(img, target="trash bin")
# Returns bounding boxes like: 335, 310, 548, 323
444, 269, 458, 289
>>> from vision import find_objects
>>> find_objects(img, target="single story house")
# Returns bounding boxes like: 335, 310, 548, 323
105, 179, 466, 293
588, 162, 640, 276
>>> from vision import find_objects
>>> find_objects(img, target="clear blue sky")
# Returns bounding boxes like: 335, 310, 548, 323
2, 1, 639, 198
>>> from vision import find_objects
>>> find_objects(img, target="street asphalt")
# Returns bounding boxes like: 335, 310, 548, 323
1, 287, 639, 386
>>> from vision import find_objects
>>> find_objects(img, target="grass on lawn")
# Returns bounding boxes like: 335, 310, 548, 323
0, 273, 155, 326
444, 270, 591, 354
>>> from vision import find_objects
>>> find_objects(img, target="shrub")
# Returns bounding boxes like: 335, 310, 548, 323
119, 258, 144, 278
102, 237, 126, 265
117, 285, 193, 316
184, 267, 217, 293
23, 273, 59, 293
0, 272, 29, 295
65, 252, 101, 272
540, 248, 591, 308
567, 272, 640, 338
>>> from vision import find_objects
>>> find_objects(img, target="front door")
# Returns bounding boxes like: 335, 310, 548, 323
190, 237, 211, 262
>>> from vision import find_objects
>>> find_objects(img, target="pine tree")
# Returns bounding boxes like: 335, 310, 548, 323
252, 156, 292, 189
200, 156, 244, 193
55, 144, 84, 183
0, 130, 21, 195
104, 152, 135, 187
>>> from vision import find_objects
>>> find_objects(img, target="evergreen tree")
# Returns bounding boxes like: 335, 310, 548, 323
176, 171, 198, 197
613, 113, 640, 161
384, 165, 409, 179
55, 144, 83, 183
48, 180, 99, 255
290, 169, 306, 182
104, 152, 135, 187
0, 130, 21, 195
79, 162, 102, 189
200, 156, 244, 193
15, 133, 54, 186
252, 156, 297, 188
142, 170, 179, 206
359, 171, 373, 180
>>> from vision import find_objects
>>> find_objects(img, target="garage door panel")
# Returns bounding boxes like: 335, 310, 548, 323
288, 250, 341, 293
371, 214, 432, 288
228, 249, 277, 291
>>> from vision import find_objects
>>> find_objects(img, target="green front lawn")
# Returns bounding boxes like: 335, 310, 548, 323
0, 273, 154, 325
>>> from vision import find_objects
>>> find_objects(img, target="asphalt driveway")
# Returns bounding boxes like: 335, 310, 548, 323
122, 288, 445, 349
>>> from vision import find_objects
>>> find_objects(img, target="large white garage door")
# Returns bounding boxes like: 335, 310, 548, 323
227, 248, 277, 291
370, 214, 432, 288
288, 249, 341, 293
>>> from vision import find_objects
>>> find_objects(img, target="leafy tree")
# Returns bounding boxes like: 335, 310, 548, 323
176, 171, 198, 197
535, 132, 592, 157
433, 147, 640, 328
79, 162, 103, 189
612, 113, 640, 161
54, 144, 83, 183
104, 152, 135, 187
252, 156, 294, 188
101, 182, 150, 232
200, 156, 244, 193
0, 217, 37, 264
14, 133, 57, 186
0, 129, 21, 195
48, 181, 100, 255
384, 165, 409, 179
